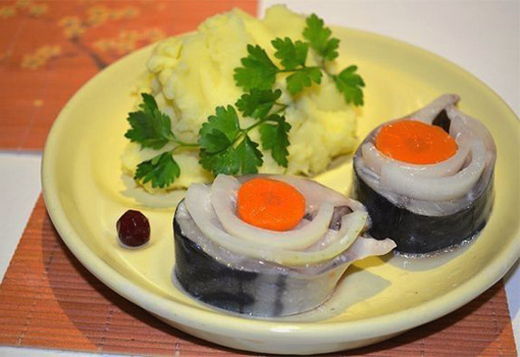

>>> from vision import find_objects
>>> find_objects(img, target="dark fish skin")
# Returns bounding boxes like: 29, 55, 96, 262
174, 216, 258, 314
353, 166, 494, 254
432, 109, 451, 133
173, 197, 360, 317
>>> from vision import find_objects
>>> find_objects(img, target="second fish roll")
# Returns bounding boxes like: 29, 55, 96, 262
353, 94, 496, 255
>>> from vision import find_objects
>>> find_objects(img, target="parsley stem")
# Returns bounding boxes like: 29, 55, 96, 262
277, 65, 320, 73
274, 102, 288, 113
277, 69, 295, 73
242, 119, 266, 133
322, 66, 334, 79
242, 102, 287, 132
171, 147, 196, 157
174, 140, 199, 148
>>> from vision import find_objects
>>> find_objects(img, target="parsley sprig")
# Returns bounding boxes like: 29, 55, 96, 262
233, 14, 365, 104
125, 13, 365, 189
125, 93, 196, 188
198, 91, 291, 176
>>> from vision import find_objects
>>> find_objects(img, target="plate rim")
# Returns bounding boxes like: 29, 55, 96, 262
41, 27, 520, 344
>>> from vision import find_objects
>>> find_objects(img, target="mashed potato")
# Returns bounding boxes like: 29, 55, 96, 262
122, 5, 358, 191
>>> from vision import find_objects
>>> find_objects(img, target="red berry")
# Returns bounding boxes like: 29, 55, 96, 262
116, 210, 150, 247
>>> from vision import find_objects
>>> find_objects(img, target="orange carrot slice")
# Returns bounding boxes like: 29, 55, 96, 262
375, 120, 458, 164
237, 177, 306, 231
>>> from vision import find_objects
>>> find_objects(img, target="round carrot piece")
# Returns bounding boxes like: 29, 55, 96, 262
237, 177, 306, 231
375, 120, 458, 164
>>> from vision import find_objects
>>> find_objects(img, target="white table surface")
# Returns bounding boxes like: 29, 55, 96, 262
1, 1, 518, 355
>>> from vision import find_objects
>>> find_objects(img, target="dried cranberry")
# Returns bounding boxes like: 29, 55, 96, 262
116, 210, 150, 247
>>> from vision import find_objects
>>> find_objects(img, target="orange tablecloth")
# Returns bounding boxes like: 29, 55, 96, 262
0, 0, 257, 150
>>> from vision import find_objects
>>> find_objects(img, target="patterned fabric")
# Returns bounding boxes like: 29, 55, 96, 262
0, 0, 257, 149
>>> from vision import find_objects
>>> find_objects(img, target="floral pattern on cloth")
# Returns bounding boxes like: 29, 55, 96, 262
0, 0, 257, 149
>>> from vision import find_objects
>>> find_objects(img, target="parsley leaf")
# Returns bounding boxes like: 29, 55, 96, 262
272, 37, 309, 70
198, 129, 231, 154
234, 45, 279, 91
235, 89, 282, 119
322, 38, 340, 61
303, 14, 339, 61
198, 105, 240, 175
199, 146, 240, 175
333, 65, 365, 106
125, 93, 175, 150
199, 105, 240, 146
198, 105, 264, 175
199, 135, 263, 175
236, 135, 263, 174
286, 67, 322, 94
259, 114, 291, 167
199, 134, 264, 176
134, 151, 180, 188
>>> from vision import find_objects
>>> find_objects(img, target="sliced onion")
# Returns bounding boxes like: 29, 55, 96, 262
290, 210, 370, 264
339, 236, 397, 262
271, 175, 367, 213
447, 106, 496, 154
210, 175, 334, 250
361, 141, 470, 178
410, 94, 460, 124
185, 183, 372, 266
380, 140, 487, 201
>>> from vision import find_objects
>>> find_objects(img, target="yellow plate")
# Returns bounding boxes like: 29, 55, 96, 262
42, 27, 520, 355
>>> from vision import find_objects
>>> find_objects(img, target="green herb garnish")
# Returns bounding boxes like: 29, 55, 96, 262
303, 14, 340, 61
134, 151, 180, 189
233, 45, 279, 91
124, 93, 175, 150
333, 65, 366, 106
235, 88, 282, 119
125, 14, 365, 188
259, 114, 291, 167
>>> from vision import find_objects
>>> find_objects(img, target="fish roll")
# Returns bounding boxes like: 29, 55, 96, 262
353, 94, 496, 255
174, 174, 395, 317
